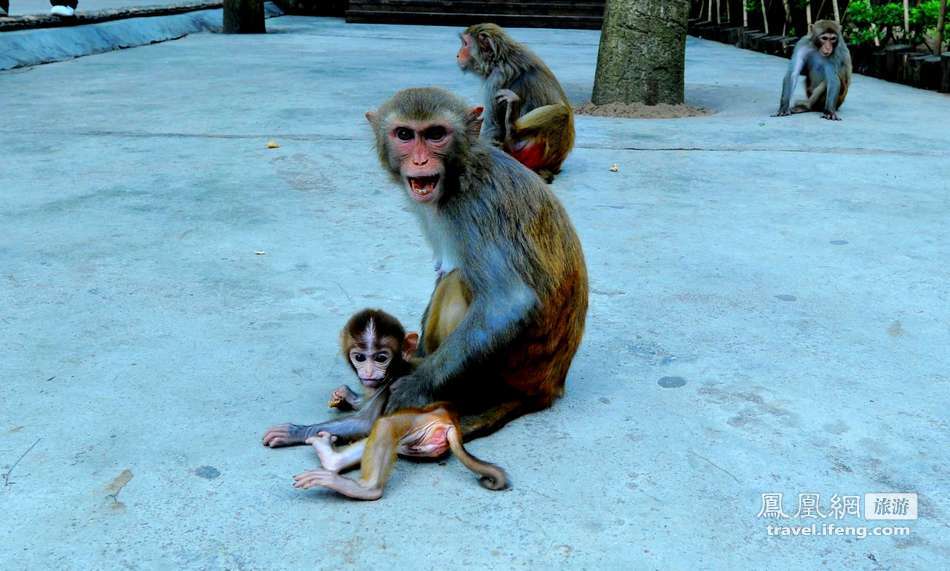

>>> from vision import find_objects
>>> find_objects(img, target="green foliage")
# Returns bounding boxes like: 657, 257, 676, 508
845, 0, 880, 46
845, 0, 949, 49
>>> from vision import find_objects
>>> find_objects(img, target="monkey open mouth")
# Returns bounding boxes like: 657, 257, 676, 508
407, 175, 440, 201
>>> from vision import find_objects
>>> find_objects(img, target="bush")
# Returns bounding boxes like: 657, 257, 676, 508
845, 0, 949, 51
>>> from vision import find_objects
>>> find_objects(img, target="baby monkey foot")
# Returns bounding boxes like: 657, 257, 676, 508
305, 432, 346, 472
292, 469, 382, 501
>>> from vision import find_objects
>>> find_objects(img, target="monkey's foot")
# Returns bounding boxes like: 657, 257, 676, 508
821, 111, 841, 121
293, 470, 383, 501
305, 432, 346, 472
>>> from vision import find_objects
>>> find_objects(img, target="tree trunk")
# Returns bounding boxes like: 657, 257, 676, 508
592, 0, 690, 105
223, 0, 265, 33
936, 0, 948, 55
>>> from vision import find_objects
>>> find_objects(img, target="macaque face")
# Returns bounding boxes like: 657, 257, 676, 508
349, 343, 395, 388
816, 32, 837, 57
457, 33, 473, 70
387, 121, 454, 204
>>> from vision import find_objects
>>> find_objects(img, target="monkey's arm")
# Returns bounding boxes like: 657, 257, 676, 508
387, 281, 537, 412
821, 68, 842, 121
263, 388, 388, 446
495, 89, 522, 143
776, 45, 809, 116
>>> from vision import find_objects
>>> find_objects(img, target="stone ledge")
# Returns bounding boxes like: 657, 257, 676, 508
0, 1, 222, 32
0, 2, 282, 70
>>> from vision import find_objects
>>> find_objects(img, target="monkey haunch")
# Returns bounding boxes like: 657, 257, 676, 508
457, 23, 575, 182
292, 308, 507, 501
262, 87, 588, 449
775, 20, 852, 121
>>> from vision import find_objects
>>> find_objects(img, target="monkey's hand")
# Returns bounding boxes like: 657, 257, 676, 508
328, 385, 360, 411
262, 423, 313, 447
821, 111, 841, 121
385, 374, 433, 413
494, 88, 520, 106
495, 89, 521, 142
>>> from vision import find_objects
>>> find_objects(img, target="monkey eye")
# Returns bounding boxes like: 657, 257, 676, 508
352, 353, 366, 363
373, 352, 390, 363
423, 126, 448, 142
394, 127, 414, 141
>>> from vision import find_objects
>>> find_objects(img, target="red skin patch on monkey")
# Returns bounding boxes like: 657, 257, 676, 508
508, 140, 546, 171
398, 423, 450, 457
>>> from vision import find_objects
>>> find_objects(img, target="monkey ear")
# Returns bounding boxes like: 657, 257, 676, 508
365, 111, 378, 127
403, 332, 420, 360
477, 32, 495, 55
467, 106, 484, 138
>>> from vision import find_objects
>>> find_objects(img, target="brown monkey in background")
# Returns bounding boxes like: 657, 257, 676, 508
775, 20, 852, 121
457, 23, 575, 182
292, 307, 507, 501
263, 87, 588, 448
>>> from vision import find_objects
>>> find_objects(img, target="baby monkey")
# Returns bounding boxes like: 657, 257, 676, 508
326, 308, 418, 412
294, 306, 508, 500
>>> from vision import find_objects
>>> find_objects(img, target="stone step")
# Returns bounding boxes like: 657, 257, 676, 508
346, 0, 605, 29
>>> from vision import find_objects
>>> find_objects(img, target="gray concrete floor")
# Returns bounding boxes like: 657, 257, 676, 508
1, 17, 949, 570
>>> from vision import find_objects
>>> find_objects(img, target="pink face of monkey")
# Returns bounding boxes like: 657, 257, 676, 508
348, 324, 397, 389
457, 33, 474, 70
386, 121, 455, 204
816, 32, 837, 57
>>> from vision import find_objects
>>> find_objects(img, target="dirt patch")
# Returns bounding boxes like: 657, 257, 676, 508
575, 101, 712, 119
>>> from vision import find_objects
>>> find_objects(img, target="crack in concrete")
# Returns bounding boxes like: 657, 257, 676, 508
689, 449, 741, 485
577, 144, 949, 157
2, 130, 944, 158
0, 129, 364, 142
2, 437, 41, 488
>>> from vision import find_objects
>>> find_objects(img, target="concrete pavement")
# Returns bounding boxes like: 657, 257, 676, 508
1, 17, 949, 570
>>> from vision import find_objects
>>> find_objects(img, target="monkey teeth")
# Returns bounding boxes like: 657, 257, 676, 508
407, 175, 440, 199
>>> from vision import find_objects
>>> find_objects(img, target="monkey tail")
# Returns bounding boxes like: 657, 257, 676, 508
446, 424, 509, 491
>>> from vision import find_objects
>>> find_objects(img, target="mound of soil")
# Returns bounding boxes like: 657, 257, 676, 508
575, 102, 711, 119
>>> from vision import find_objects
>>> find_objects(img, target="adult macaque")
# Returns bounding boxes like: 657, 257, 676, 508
775, 20, 852, 121
263, 87, 588, 448
368, 87, 588, 428
457, 23, 575, 182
